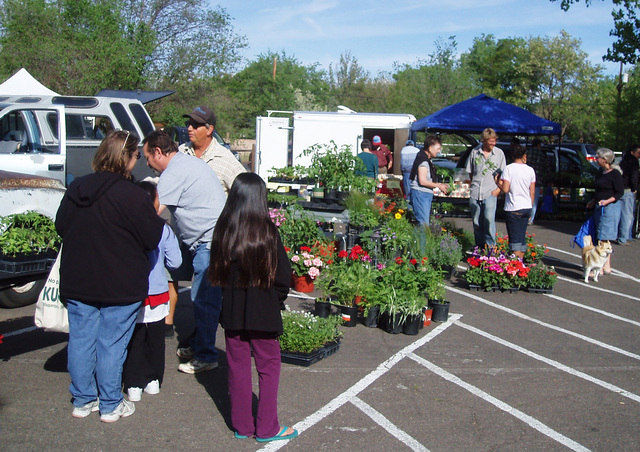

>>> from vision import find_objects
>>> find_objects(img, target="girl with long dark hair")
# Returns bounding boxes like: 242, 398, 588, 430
208, 172, 297, 442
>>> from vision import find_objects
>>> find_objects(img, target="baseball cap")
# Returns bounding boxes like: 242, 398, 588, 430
372, 135, 382, 145
406, 140, 415, 146
183, 106, 216, 127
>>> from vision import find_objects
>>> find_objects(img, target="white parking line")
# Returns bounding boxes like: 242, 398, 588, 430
543, 293, 640, 327
259, 314, 463, 451
350, 397, 428, 452
455, 320, 640, 404
556, 275, 640, 300
546, 247, 640, 284
407, 353, 590, 452
446, 286, 640, 361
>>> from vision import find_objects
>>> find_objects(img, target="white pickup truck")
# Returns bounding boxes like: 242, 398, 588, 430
0, 94, 157, 307
0, 94, 157, 185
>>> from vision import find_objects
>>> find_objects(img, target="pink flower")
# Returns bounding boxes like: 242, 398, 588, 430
291, 255, 300, 263
303, 259, 313, 267
308, 267, 320, 279
312, 258, 323, 267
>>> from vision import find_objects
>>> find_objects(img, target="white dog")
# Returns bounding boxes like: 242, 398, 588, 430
582, 236, 613, 283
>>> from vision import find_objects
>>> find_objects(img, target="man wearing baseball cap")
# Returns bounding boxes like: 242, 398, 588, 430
371, 135, 392, 174
180, 105, 245, 194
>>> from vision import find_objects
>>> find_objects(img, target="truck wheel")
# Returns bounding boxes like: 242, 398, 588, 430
0, 278, 46, 308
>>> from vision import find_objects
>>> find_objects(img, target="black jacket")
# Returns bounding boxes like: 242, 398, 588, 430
620, 152, 639, 192
219, 234, 291, 335
55, 172, 164, 304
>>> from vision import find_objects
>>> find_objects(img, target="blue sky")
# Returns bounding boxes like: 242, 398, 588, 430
216, 0, 622, 77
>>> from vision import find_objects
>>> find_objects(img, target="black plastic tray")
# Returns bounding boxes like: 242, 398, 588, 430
281, 341, 341, 367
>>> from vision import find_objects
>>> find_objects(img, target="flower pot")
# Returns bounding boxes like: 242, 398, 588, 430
423, 307, 433, 327
315, 300, 332, 318
468, 284, 481, 291
340, 305, 359, 327
402, 314, 422, 335
505, 287, 519, 294
363, 306, 380, 328
527, 287, 553, 294
441, 265, 456, 280
380, 312, 403, 334
291, 274, 314, 293
431, 301, 450, 322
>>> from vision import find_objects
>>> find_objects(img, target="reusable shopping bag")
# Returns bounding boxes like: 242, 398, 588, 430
34, 247, 68, 333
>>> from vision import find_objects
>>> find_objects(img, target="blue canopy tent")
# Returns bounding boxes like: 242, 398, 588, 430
411, 94, 561, 136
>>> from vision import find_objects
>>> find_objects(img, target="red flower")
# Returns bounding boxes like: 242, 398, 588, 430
338, 250, 348, 259
410, 258, 417, 265
300, 246, 311, 252
284, 246, 291, 252
421, 257, 429, 264
395, 257, 404, 264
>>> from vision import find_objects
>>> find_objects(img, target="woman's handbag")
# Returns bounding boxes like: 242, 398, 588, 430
34, 247, 68, 333
571, 215, 597, 249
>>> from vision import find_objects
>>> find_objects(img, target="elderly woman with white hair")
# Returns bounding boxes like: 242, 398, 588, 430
586, 147, 624, 274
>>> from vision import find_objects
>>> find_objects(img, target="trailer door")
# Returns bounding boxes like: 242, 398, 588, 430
255, 116, 290, 181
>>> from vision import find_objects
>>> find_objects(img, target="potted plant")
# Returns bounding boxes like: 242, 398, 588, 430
0, 211, 60, 260
526, 263, 557, 293
288, 246, 324, 293
279, 307, 344, 366
271, 204, 324, 251
378, 287, 404, 334
327, 246, 373, 327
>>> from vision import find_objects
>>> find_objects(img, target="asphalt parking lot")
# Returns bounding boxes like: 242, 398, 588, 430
1, 218, 639, 451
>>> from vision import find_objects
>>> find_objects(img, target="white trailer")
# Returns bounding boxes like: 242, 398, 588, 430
255, 107, 416, 181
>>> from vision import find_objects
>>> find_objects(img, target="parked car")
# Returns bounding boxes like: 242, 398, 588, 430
556, 142, 598, 165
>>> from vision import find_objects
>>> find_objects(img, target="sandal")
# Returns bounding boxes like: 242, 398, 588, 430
256, 426, 298, 442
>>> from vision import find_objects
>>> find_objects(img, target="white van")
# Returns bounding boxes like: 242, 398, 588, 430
0, 95, 157, 185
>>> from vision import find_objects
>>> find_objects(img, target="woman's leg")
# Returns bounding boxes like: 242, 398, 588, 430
250, 331, 282, 439
225, 330, 255, 437
95, 301, 141, 414
67, 299, 100, 407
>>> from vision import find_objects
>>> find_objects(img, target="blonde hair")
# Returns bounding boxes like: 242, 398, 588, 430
480, 128, 498, 142
91, 130, 139, 176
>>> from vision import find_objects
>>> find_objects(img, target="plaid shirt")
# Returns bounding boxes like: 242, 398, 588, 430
179, 139, 246, 194
526, 147, 553, 186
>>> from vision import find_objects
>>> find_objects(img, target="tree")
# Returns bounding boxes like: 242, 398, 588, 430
0, 0, 155, 94
552, 0, 640, 63
226, 51, 331, 136
390, 37, 476, 119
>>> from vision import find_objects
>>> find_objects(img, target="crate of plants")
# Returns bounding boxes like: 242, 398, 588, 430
0, 211, 60, 278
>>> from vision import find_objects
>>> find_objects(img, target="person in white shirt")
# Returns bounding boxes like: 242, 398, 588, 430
498, 143, 536, 258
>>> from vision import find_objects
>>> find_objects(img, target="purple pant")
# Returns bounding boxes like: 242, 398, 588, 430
225, 330, 281, 438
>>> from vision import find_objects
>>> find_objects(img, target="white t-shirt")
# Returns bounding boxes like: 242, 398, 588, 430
501, 163, 536, 211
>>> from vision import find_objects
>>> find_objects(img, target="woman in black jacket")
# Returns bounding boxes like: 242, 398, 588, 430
55, 130, 164, 423
208, 172, 297, 443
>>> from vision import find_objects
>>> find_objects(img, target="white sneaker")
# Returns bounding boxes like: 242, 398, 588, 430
72, 400, 99, 418
127, 387, 142, 402
178, 358, 218, 374
144, 380, 160, 395
100, 399, 135, 423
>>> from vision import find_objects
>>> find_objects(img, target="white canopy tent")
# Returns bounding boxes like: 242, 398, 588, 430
0, 68, 59, 96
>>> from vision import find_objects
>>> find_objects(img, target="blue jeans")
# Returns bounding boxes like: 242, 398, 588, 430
595, 202, 622, 241
402, 171, 412, 201
411, 189, 433, 225
190, 243, 222, 363
469, 195, 498, 248
618, 191, 636, 243
67, 299, 141, 414
529, 186, 541, 223
505, 209, 531, 252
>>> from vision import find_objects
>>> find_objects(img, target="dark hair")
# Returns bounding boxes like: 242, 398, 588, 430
424, 135, 441, 150
532, 138, 543, 147
512, 144, 527, 160
627, 143, 640, 153
142, 130, 178, 156
92, 130, 139, 176
136, 180, 157, 203
361, 139, 372, 150
208, 173, 278, 289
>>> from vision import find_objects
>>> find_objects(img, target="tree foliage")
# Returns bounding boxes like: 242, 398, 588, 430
553, 0, 640, 63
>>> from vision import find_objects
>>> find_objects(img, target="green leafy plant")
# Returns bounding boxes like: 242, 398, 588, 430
526, 263, 558, 289
272, 205, 324, 250
0, 211, 60, 256
279, 308, 344, 353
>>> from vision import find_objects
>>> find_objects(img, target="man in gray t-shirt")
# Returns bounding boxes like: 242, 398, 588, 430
465, 128, 506, 248
143, 130, 226, 375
